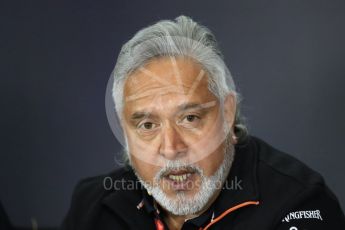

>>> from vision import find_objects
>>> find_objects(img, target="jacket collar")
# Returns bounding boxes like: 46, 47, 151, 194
101, 167, 156, 228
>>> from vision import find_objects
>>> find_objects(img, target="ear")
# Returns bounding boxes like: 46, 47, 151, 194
223, 93, 237, 141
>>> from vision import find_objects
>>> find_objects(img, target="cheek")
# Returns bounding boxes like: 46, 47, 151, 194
131, 155, 160, 182
125, 129, 163, 165
186, 124, 226, 163
125, 128, 161, 181
197, 145, 225, 177
186, 111, 226, 161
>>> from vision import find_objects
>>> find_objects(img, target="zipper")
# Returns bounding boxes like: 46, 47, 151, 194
201, 200, 260, 230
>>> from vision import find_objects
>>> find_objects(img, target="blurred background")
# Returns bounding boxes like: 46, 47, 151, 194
1, 0, 345, 229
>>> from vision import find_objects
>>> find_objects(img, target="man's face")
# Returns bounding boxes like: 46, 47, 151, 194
122, 56, 236, 214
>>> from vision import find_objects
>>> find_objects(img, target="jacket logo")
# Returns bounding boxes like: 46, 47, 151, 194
282, 209, 323, 222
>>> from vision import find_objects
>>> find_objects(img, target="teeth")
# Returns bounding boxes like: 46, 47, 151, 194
168, 173, 192, 182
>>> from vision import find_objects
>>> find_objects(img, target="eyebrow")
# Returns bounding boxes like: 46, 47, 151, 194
130, 111, 156, 121
176, 101, 217, 112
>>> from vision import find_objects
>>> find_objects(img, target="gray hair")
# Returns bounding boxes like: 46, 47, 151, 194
111, 15, 248, 145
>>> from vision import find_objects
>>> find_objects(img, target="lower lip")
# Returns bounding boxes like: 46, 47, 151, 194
163, 173, 197, 191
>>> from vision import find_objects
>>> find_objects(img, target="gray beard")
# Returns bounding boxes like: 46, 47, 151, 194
133, 138, 235, 216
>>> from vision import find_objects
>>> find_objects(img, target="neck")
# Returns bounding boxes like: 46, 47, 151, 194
163, 213, 196, 230
160, 188, 222, 230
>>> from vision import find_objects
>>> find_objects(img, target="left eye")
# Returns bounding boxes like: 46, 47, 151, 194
178, 114, 201, 129
184, 114, 199, 122
138, 122, 157, 130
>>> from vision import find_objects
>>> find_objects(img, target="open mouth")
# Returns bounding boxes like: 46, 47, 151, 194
167, 173, 192, 182
162, 169, 198, 191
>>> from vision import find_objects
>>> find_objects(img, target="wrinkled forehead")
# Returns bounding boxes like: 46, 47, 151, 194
123, 56, 218, 115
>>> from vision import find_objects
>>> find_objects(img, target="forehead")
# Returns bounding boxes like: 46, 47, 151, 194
123, 56, 217, 114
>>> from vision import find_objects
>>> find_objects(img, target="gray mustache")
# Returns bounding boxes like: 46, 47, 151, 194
156, 164, 203, 180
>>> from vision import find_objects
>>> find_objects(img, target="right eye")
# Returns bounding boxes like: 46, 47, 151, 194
137, 122, 158, 131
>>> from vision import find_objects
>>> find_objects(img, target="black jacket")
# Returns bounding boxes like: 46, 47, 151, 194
60, 136, 345, 229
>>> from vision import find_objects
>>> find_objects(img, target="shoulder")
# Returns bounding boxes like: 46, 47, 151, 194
60, 166, 137, 229
72, 166, 134, 198
244, 136, 329, 210
69, 166, 138, 209
248, 136, 345, 228
251, 136, 324, 188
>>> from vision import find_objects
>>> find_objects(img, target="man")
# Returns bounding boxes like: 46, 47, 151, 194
61, 15, 345, 229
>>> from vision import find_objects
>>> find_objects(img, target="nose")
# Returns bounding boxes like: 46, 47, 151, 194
159, 123, 188, 160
